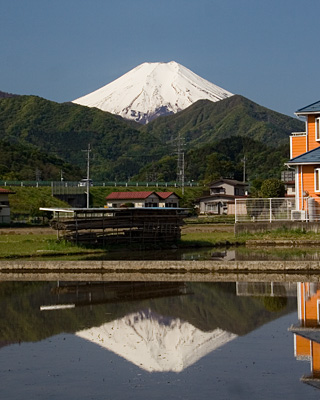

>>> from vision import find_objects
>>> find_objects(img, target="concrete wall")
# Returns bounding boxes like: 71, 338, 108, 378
235, 221, 320, 235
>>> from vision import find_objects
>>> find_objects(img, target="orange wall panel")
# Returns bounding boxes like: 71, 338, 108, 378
312, 342, 320, 375
307, 115, 320, 151
298, 166, 320, 208
296, 335, 311, 357
291, 136, 307, 158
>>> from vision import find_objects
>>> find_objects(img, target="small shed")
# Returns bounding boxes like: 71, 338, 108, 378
0, 188, 15, 224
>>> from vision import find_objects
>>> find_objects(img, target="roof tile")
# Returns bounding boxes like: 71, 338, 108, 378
0, 188, 15, 194
287, 146, 320, 164
296, 100, 320, 114
106, 191, 155, 200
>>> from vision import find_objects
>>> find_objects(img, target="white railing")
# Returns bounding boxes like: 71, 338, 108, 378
235, 197, 320, 222
235, 198, 298, 222
291, 132, 306, 137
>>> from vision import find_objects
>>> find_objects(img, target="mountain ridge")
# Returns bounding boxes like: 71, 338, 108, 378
0, 93, 303, 182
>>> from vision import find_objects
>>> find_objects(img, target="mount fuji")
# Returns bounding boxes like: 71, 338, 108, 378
72, 61, 233, 124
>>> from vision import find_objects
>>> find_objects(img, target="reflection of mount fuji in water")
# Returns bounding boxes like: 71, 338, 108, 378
76, 309, 237, 372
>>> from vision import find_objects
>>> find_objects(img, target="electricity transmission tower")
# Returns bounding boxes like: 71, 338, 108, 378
176, 134, 185, 195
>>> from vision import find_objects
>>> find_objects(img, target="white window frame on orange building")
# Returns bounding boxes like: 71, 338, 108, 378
315, 168, 320, 192
316, 117, 320, 141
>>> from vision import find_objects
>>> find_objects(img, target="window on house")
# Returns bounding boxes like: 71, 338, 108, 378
316, 117, 320, 141
315, 168, 320, 192
206, 203, 219, 213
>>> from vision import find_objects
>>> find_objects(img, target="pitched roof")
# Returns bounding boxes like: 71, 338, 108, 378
197, 194, 247, 202
0, 188, 15, 194
296, 100, 320, 114
210, 178, 247, 187
106, 191, 157, 200
287, 146, 320, 164
156, 192, 180, 199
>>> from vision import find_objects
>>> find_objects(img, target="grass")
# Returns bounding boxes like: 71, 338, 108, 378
239, 227, 320, 240
185, 215, 235, 224
1, 225, 320, 259
180, 231, 243, 247
0, 234, 102, 259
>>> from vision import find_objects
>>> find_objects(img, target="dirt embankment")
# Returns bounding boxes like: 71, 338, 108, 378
181, 224, 234, 233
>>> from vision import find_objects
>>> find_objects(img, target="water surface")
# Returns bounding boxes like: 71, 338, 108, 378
0, 280, 319, 399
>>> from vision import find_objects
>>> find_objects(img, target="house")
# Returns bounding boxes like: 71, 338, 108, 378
281, 170, 295, 197
105, 191, 180, 208
197, 179, 248, 215
286, 100, 320, 216
156, 192, 180, 208
290, 283, 320, 386
0, 188, 15, 224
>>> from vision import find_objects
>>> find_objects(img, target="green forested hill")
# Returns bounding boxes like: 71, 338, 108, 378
0, 94, 304, 182
0, 95, 154, 180
142, 95, 303, 148
0, 139, 82, 181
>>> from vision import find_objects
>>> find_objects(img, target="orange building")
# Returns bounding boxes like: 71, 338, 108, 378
286, 101, 320, 215
290, 283, 320, 386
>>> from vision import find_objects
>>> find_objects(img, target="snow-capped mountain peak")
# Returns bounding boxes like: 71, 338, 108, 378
72, 61, 233, 124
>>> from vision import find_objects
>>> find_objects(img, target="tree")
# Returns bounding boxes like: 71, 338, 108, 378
259, 178, 285, 198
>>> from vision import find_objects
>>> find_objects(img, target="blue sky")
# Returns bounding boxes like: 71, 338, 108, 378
1, 0, 318, 117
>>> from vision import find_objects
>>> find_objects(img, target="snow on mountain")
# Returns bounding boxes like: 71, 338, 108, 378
76, 309, 237, 372
72, 61, 233, 124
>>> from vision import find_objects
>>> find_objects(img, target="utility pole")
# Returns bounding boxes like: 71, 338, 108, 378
35, 168, 41, 181
242, 156, 246, 183
82, 144, 91, 208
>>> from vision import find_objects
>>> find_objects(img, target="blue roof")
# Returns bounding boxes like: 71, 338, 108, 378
287, 146, 320, 164
296, 100, 320, 114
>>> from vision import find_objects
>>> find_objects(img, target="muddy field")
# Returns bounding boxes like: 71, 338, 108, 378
0, 226, 54, 235
0, 224, 234, 235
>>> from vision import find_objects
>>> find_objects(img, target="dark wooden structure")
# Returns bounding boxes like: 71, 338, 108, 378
41, 207, 186, 246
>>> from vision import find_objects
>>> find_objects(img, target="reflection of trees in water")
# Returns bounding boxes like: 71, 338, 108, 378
236, 248, 320, 261
262, 296, 288, 312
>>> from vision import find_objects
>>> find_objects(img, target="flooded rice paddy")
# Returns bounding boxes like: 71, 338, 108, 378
1, 278, 320, 399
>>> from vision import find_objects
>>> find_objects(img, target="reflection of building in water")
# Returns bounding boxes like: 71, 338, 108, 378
236, 282, 297, 297
41, 282, 188, 309
211, 250, 235, 261
76, 309, 237, 373
290, 283, 320, 389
